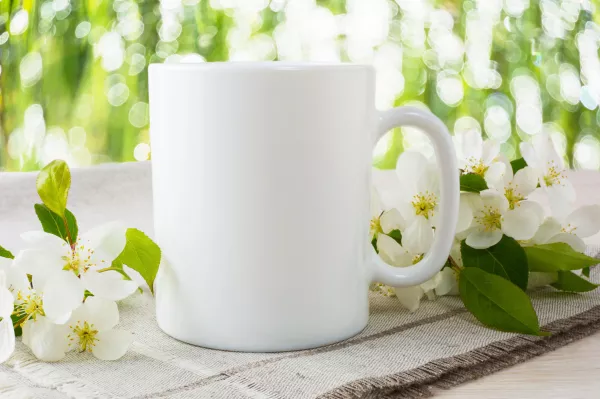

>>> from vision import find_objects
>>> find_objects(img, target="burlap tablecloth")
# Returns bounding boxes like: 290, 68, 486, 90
1, 162, 599, 399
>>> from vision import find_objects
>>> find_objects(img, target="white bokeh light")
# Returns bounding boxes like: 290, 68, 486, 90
574, 136, 600, 170
20, 52, 43, 87
9, 10, 29, 35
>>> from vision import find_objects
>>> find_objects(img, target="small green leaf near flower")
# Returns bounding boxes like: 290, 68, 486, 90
115, 228, 161, 294
0, 245, 14, 259
34, 204, 79, 245
510, 158, 527, 174
461, 236, 529, 290
36, 160, 71, 217
387, 229, 402, 246
459, 173, 488, 193
459, 267, 546, 336
551, 271, 599, 293
525, 243, 599, 272
583, 267, 591, 278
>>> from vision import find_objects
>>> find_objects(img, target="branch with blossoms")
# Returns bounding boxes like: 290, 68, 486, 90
371, 132, 600, 335
0, 160, 161, 363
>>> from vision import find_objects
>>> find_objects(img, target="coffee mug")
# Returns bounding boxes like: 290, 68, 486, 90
149, 62, 459, 352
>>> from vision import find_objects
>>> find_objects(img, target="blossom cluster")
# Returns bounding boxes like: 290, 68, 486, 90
0, 223, 137, 363
371, 131, 600, 314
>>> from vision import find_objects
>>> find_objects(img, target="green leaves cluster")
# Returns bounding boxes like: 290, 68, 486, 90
456, 157, 599, 335
33, 160, 162, 294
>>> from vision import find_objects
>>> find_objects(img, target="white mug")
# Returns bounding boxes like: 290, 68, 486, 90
149, 62, 459, 352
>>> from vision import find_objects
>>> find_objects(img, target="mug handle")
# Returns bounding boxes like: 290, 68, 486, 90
370, 107, 460, 287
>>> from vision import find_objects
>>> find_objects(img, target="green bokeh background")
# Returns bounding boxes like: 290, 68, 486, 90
1, 0, 599, 171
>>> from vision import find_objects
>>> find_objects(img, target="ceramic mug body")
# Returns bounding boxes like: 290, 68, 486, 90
149, 63, 459, 352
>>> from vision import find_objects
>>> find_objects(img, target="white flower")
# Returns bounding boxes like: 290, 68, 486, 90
14, 222, 138, 323
395, 151, 440, 254
530, 205, 600, 252
24, 297, 132, 361
370, 188, 406, 239
376, 234, 457, 311
0, 269, 16, 363
520, 133, 575, 219
487, 161, 539, 210
454, 130, 505, 185
465, 190, 544, 249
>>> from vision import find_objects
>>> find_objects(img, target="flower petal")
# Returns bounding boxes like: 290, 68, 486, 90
547, 233, 586, 253
393, 286, 424, 312
454, 129, 482, 162
80, 296, 119, 331
484, 162, 507, 190
435, 268, 458, 296
565, 205, 600, 238
395, 151, 429, 196
532, 132, 563, 169
20, 231, 69, 253
531, 217, 562, 244
27, 317, 69, 362
82, 271, 138, 302
377, 235, 412, 267
81, 222, 127, 263
481, 140, 500, 165
516, 200, 545, 225
380, 208, 406, 234
0, 283, 14, 320
480, 189, 509, 213
512, 166, 538, 197
42, 271, 84, 324
13, 249, 66, 289
0, 318, 15, 363
465, 230, 503, 249
546, 182, 576, 221
92, 330, 132, 361
370, 187, 383, 218
402, 217, 434, 254
502, 207, 541, 240
456, 194, 474, 233
519, 142, 539, 170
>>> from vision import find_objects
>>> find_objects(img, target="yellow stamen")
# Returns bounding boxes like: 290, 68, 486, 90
69, 321, 99, 353
465, 157, 489, 177
411, 191, 438, 219
14, 290, 45, 321
370, 215, 383, 237
543, 161, 565, 186
504, 186, 524, 210
412, 253, 424, 264
475, 206, 502, 231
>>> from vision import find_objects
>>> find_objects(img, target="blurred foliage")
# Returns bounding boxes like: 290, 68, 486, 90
0, 0, 599, 171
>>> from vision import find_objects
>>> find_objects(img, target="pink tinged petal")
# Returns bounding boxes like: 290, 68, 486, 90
565, 205, 600, 238
380, 209, 406, 233
456, 194, 474, 233
92, 330, 132, 361
502, 207, 541, 241
402, 217, 434, 254
27, 317, 69, 362
81, 222, 127, 263
547, 233, 586, 253
481, 140, 501, 165
484, 162, 507, 190
512, 167, 538, 197
393, 286, 424, 312
465, 230, 503, 249
81, 296, 119, 331
0, 318, 15, 363
377, 235, 412, 267
42, 271, 84, 324
531, 217, 562, 244
0, 285, 14, 320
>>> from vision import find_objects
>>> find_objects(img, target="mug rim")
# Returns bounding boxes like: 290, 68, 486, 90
149, 61, 373, 72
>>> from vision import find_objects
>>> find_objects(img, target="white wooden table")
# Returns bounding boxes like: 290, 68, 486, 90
434, 170, 600, 398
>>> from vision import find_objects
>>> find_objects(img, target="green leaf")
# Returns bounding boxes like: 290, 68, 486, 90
551, 271, 599, 293
36, 160, 71, 217
461, 236, 529, 291
10, 312, 23, 337
525, 243, 599, 272
34, 204, 79, 244
582, 267, 591, 278
460, 173, 488, 193
0, 245, 14, 259
459, 267, 545, 336
510, 158, 527, 174
115, 228, 161, 294
388, 229, 402, 246
371, 236, 378, 253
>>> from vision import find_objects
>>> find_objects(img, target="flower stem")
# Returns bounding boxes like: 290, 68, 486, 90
448, 256, 463, 273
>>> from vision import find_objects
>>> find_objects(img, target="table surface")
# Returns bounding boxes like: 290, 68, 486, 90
434, 170, 600, 399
